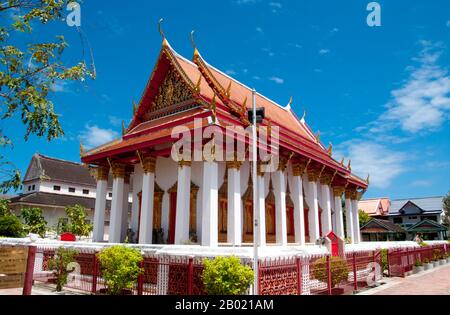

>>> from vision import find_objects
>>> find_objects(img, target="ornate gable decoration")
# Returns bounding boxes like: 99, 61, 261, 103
142, 68, 196, 122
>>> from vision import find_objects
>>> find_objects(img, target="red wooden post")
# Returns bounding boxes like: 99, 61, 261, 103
187, 257, 193, 295
137, 260, 144, 295
91, 254, 98, 295
326, 256, 332, 295
296, 257, 301, 295
22, 246, 37, 295
352, 252, 357, 292
257, 260, 262, 295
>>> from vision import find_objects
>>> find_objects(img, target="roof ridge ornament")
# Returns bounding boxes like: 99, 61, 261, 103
327, 142, 333, 156
285, 96, 293, 110
366, 174, 370, 185
347, 159, 352, 172
300, 109, 306, 123
158, 18, 168, 47
190, 30, 199, 56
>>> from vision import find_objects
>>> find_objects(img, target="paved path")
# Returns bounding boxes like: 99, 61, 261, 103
360, 263, 450, 295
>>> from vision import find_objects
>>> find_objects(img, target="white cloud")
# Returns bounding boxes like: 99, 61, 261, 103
331, 27, 339, 33
269, 2, 282, 9
79, 125, 119, 149
108, 116, 122, 127
447, 20, 450, 27
269, 76, 284, 84
334, 140, 407, 189
49, 80, 70, 93
319, 49, 330, 55
235, 0, 259, 4
252, 76, 261, 80
225, 69, 236, 75
411, 180, 432, 187
256, 27, 264, 34
371, 41, 450, 134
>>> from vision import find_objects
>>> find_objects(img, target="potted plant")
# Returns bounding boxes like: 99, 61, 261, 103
413, 259, 424, 274
47, 247, 79, 293
439, 252, 446, 266
423, 258, 433, 271
202, 256, 253, 295
97, 245, 143, 295
313, 256, 349, 295
446, 253, 450, 264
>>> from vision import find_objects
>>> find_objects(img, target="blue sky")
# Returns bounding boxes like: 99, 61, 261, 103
2, 0, 449, 199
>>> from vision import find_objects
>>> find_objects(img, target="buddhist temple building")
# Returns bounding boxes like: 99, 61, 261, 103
81, 35, 368, 247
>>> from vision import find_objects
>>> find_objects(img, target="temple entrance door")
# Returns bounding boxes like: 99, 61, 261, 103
168, 191, 177, 245
304, 207, 310, 243
136, 192, 142, 243
218, 198, 228, 243
243, 201, 253, 243
266, 204, 276, 244
286, 206, 295, 243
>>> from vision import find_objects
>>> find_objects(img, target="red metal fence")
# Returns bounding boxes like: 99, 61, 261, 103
387, 244, 448, 278
258, 251, 382, 295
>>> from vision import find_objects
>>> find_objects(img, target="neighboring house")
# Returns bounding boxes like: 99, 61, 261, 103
359, 196, 448, 241
358, 198, 390, 218
360, 219, 406, 242
8, 153, 131, 238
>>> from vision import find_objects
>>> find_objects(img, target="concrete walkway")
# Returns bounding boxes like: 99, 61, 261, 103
359, 263, 450, 295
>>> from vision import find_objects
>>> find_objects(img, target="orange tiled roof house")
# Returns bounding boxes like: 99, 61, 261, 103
81, 36, 368, 247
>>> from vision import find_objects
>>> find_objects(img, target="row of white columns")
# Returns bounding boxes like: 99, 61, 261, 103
92, 160, 362, 245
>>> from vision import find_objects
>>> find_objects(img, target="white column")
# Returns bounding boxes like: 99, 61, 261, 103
320, 183, 333, 236
306, 171, 320, 243
202, 161, 219, 247
130, 165, 143, 243
227, 162, 242, 246
92, 166, 109, 243
175, 161, 191, 244
120, 174, 130, 242
352, 199, 361, 244
345, 192, 354, 243
109, 164, 125, 243
274, 169, 288, 246
139, 156, 156, 244
291, 165, 306, 246
257, 171, 266, 246
332, 187, 345, 239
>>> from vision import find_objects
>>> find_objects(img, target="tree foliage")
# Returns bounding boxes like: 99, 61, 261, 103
0, 0, 94, 193
97, 245, 143, 295
202, 256, 254, 295
0, 198, 23, 237
64, 204, 92, 237
21, 207, 47, 237
359, 210, 372, 227
47, 247, 79, 292
443, 192, 450, 227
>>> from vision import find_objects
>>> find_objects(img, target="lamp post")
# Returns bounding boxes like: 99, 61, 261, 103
251, 88, 259, 295
249, 89, 265, 295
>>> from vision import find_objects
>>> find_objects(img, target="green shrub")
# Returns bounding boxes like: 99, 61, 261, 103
0, 199, 11, 217
380, 249, 388, 272
419, 242, 428, 247
424, 258, 430, 264
202, 256, 254, 295
313, 256, 349, 288
0, 215, 24, 237
21, 207, 47, 237
414, 259, 423, 267
65, 205, 93, 237
97, 245, 143, 295
48, 247, 79, 292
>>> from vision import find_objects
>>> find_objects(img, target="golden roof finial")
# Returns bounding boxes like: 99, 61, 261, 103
340, 158, 345, 166
133, 100, 137, 115
327, 142, 333, 155
315, 131, 321, 143
366, 174, 370, 185
347, 159, 352, 171
79, 141, 85, 157
158, 18, 168, 47
122, 120, 126, 136
226, 81, 232, 98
